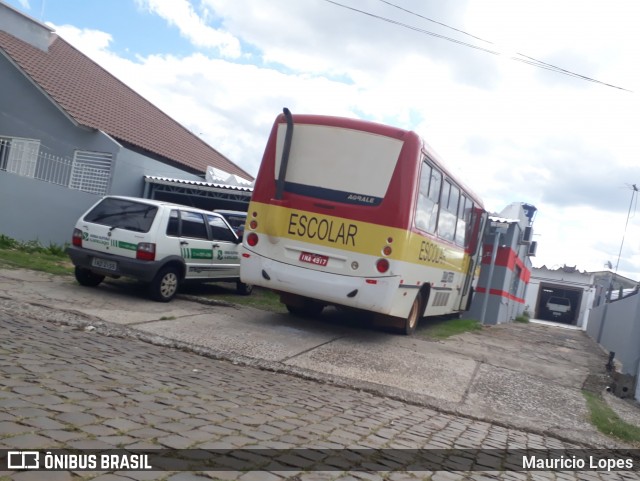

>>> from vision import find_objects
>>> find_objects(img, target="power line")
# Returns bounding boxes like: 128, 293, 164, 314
321, 0, 631, 92
374, 0, 493, 44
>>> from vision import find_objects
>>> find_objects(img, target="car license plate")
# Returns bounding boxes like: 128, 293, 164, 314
92, 257, 117, 271
299, 252, 329, 267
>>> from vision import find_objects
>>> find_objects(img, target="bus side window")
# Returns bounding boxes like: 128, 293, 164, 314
438, 181, 458, 242
416, 160, 442, 234
455, 194, 469, 247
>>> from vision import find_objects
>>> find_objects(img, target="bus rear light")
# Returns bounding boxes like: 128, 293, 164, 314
136, 242, 156, 261
242, 253, 250, 258
249, 220, 258, 229
376, 258, 389, 273
387, 237, 393, 244
252, 211, 258, 217
72, 228, 83, 247
246, 232, 259, 247
366, 279, 378, 284
382, 245, 392, 256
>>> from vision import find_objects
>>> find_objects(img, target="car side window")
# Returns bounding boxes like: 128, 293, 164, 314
207, 215, 237, 243
180, 211, 209, 240
166, 210, 180, 237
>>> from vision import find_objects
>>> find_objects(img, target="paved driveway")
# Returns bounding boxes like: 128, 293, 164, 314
0, 269, 615, 447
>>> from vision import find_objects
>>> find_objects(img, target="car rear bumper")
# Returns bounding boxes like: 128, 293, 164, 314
66, 246, 163, 282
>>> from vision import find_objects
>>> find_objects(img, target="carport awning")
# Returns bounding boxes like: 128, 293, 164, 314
144, 175, 253, 193
143, 175, 253, 205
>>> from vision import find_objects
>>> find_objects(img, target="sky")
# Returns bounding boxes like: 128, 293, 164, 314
7, 0, 640, 281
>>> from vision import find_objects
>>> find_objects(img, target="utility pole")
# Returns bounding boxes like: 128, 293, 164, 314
615, 184, 638, 275
598, 184, 638, 343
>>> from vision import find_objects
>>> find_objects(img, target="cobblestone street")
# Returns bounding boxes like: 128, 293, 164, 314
0, 310, 637, 481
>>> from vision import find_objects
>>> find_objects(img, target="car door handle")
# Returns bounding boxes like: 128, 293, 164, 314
180, 241, 189, 245
212, 243, 220, 248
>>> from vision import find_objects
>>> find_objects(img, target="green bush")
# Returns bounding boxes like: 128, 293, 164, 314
0, 234, 19, 249
0, 234, 68, 258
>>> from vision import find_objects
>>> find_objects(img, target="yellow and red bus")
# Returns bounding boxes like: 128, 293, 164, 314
240, 109, 487, 334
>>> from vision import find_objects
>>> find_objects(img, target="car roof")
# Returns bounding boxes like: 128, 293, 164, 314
104, 196, 224, 217
214, 209, 247, 215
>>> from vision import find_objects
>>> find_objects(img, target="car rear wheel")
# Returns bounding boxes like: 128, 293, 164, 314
149, 266, 180, 302
74, 267, 105, 287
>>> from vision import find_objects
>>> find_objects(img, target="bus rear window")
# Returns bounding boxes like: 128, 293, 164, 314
275, 124, 403, 206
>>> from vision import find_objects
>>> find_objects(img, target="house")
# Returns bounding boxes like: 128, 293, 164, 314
524, 265, 637, 328
0, 1, 253, 246
467, 202, 537, 324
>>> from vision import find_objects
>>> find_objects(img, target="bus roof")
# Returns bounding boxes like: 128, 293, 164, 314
277, 112, 484, 209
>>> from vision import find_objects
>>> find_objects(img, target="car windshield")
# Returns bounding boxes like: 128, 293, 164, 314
84, 198, 158, 233
549, 298, 570, 306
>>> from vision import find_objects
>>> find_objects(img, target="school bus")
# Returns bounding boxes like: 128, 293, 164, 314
240, 109, 486, 334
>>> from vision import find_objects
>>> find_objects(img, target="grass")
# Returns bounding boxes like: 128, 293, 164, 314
0, 235, 73, 275
583, 390, 640, 444
418, 317, 482, 339
205, 286, 286, 313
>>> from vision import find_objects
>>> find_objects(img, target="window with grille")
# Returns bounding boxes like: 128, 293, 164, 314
69, 150, 112, 195
0, 137, 40, 178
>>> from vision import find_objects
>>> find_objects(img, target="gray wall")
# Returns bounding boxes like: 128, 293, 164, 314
0, 172, 100, 245
0, 54, 119, 161
586, 292, 640, 376
0, 2, 52, 52
110, 147, 202, 196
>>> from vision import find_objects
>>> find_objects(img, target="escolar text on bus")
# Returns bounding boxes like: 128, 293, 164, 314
287, 213, 358, 247
418, 240, 446, 264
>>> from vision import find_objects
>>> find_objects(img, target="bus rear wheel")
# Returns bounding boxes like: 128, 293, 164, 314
285, 301, 324, 318
404, 294, 423, 335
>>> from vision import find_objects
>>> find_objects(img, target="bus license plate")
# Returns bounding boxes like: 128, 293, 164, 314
92, 257, 117, 271
299, 252, 329, 267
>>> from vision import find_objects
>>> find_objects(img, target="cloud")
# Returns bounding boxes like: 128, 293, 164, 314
48, 23, 114, 52
49, 0, 640, 279
134, 0, 241, 57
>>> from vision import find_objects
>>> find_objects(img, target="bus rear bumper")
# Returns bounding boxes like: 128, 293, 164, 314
241, 253, 399, 313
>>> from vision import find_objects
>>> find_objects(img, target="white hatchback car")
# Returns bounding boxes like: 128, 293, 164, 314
66, 196, 252, 302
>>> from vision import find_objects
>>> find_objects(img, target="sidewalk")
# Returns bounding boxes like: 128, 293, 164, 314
0, 268, 631, 449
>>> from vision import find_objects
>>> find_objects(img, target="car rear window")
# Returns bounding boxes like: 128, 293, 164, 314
84, 198, 158, 233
